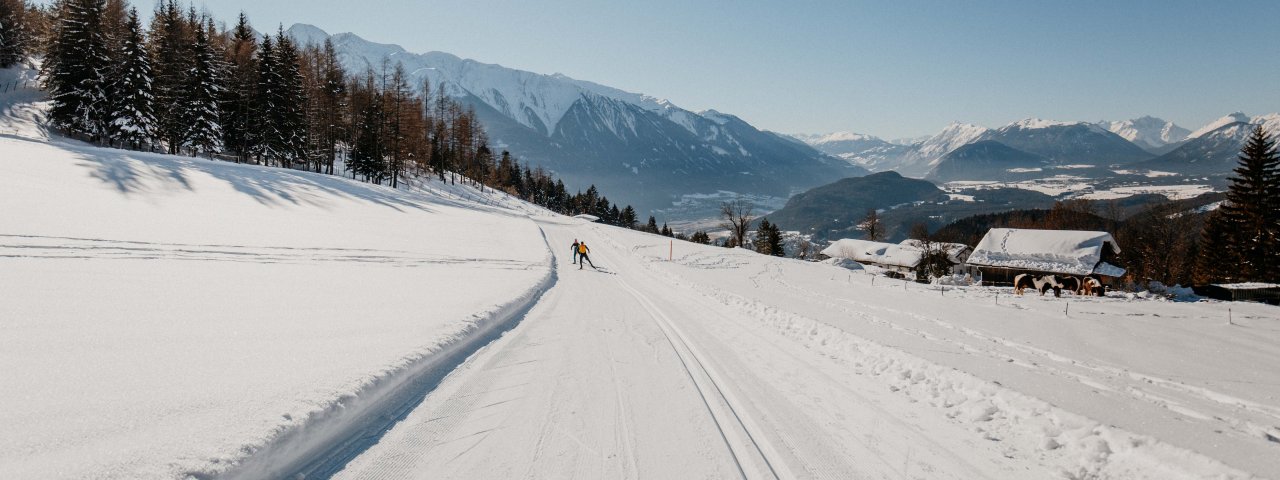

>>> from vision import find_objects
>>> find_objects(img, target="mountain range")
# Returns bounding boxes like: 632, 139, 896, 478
796, 113, 1280, 181
286, 24, 864, 219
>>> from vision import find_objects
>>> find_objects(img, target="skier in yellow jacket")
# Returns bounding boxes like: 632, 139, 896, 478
577, 241, 595, 270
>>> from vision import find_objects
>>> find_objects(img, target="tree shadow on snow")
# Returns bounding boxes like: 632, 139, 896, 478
62, 142, 485, 214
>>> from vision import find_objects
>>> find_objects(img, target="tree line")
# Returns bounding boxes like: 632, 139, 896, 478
1, 0, 708, 232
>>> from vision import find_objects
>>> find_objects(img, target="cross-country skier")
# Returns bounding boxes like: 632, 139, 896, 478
578, 241, 595, 270
571, 239, 580, 264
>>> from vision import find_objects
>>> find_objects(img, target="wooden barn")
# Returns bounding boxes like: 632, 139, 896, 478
1192, 283, 1280, 306
965, 228, 1124, 287
821, 238, 973, 280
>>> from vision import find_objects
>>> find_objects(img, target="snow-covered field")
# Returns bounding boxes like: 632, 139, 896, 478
0, 136, 552, 478
2, 89, 1278, 479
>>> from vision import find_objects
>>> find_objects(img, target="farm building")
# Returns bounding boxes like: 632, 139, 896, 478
966, 228, 1124, 287
1192, 283, 1280, 306
821, 238, 974, 280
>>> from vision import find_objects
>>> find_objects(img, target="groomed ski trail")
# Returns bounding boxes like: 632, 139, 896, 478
331, 219, 1035, 479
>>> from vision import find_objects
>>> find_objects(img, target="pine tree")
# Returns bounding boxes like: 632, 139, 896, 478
0, 0, 28, 68
690, 231, 711, 245
149, 0, 190, 154
106, 8, 156, 150
251, 34, 280, 162
754, 219, 773, 254
1211, 125, 1280, 281
767, 222, 784, 257
273, 29, 308, 166
45, 0, 111, 140
620, 205, 638, 229
222, 12, 257, 162
661, 223, 673, 237
646, 216, 659, 234
1196, 210, 1237, 284
181, 18, 223, 157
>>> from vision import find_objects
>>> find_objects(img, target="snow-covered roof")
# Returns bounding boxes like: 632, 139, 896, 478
967, 228, 1124, 277
898, 239, 972, 264
823, 238, 975, 269
822, 239, 922, 268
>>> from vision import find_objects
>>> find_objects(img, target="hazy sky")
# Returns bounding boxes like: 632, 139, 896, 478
156, 1, 1280, 138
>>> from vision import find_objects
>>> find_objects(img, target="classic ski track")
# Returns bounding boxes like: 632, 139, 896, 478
613, 241, 1009, 479
614, 277, 782, 480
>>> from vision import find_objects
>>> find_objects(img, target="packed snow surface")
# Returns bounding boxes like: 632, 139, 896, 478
3, 104, 1279, 479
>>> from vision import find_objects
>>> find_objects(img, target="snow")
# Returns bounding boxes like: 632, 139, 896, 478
1214, 283, 1280, 290
1080, 184, 1214, 201
821, 238, 927, 269
968, 228, 1124, 276
1189, 112, 1251, 139
1100, 116, 1189, 148
0, 135, 553, 479
4, 91, 1279, 479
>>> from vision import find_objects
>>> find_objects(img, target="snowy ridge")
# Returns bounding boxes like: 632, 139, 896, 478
1099, 116, 1190, 149
290, 24, 678, 137
1189, 113, 1252, 139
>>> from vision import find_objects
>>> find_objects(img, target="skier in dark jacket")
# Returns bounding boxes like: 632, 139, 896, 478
577, 241, 595, 270
571, 239, 580, 264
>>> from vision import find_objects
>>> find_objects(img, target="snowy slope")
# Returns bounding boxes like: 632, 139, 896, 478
791, 131, 910, 171
892, 122, 992, 177
0, 134, 554, 478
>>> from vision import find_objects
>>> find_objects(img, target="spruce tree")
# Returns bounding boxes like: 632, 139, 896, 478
106, 8, 157, 150
646, 216, 659, 234
181, 18, 223, 157
0, 0, 28, 68
251, 35, 280, 162
273, 30, 308, 166
767, 221, 785, 257
222, 12, 257, 162
620, 205, 638, 229
754, 219, 772, 254
1213, 124, 1280, 281
150, 0, 190, 154
45, 0, 111, 140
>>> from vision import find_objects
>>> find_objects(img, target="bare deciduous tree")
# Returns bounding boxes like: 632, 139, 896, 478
720, 198, 754, 248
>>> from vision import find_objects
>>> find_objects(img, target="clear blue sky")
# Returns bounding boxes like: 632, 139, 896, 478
179, 1, 1280, 138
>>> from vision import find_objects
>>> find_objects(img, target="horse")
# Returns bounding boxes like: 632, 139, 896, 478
1080, 277, 1104, 296
1014, 273, 1065, 297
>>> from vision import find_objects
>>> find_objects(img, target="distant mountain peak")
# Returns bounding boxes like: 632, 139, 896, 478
1189, 112, 1252, 138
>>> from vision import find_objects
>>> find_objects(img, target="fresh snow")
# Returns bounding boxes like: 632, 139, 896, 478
968, 228, 1122, 276
3, 90, 1279, 480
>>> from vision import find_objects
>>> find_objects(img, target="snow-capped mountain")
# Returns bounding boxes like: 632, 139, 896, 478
790, 132, 909, 171
286, 25, 863, 218
1135, 112, 1280, 175
1098, 116, 1190, 153
890, 122, 991, 177
979, 118, 1153, 166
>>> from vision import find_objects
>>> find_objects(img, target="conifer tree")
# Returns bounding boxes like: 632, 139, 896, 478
273, 29, 308, 166
690, 231, 711, 245
646, 216, 659, 234
181, 18, 223, 157
0, 0, 28, 68
222, 12, 257, 162
620, 205, 638, 229
149, 0, 190, 154
106, 8, 156, 150
661, 223, 673, 237
754, 219, 773, 254
1209, 125, 1280, 281
45, 0, 111, 140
